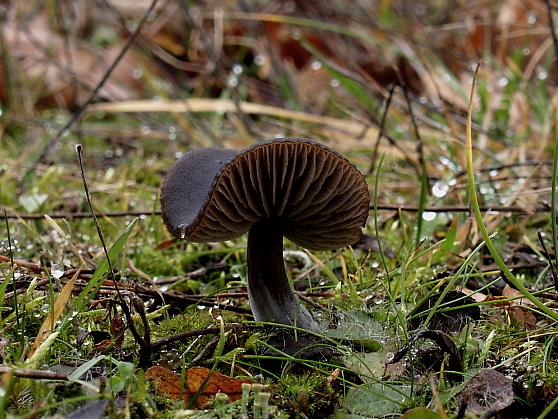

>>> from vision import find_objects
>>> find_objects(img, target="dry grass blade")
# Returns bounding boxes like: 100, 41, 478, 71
87, 99, 406, 154
28, 267, 82, 358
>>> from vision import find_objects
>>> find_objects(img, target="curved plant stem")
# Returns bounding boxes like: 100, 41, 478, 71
466, 62, 558, 321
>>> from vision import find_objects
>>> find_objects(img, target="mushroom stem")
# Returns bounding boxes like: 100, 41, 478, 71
246, 219, 318, 331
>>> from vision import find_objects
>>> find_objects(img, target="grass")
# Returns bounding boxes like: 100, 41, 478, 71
1, 0, 558, 417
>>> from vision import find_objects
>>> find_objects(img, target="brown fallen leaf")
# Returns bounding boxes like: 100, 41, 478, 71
511, 306, 537, 329
502, 284, 535, 307
458, 368, 514, 416
146, 365, 253, 408
408, 290, 480, 334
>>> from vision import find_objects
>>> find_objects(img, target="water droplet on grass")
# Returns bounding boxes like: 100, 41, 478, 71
432, 181, 449, 198
228, 76, 239, 87
497, 77, 508, 87
537, 71, 548, 80
132, 68, 143, 79
51, 263, 64, 279
422, 211, 436, 221
232, 64, 243, 75
528, 11, 537, 24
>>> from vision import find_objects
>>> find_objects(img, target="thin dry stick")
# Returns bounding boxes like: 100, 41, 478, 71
401, 83, 426, 180
537, 231, 558, 291
0, 366, 69, 381
76, 145, 151, 364
367, 84, 395, 177
545, 0, 558, 62
36, 0, 159, 164
0, 204, 552, 221
179, 2, 254, 141
76, 145, 111, 270
151, 324, 251, 350
54, 1, 79, 107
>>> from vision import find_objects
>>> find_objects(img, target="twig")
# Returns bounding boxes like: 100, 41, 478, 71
152, 262, 229, 284
0, 366, 69, 381
0, 204, 552, 221
545, 0, 558, 63
76, 145, 151, 365
35, 0, 159, 164
366, 84, 395, 177
178, 2, 254, 141
151, 324, 253, 350
537, 231, 558, 292
0, 255, 43, 273
401, 83, 425, 180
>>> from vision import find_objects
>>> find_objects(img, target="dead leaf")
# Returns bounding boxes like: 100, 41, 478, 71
389, 329, 462, 381
110, 313, 126, 348
458, 368, 514, 415
146, 365, 253, 408
511, 307, 537, 329
29, 267, 81, 358
502, 284, 535, 307
408, 290, 480, 334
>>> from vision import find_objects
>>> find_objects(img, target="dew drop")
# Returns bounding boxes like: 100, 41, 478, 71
254, 55, 265, 66
132, 68, 143, 79
432, 181, 449, 198
330, 79, 340, 88
228, 76, 239, 87
311, 60, 322, 70
178, 225, 188, 240
422, 211, 436, 221
537, 71, 548, 80
232, 64, 243, 75
51, 263, 64, 279
284, 1, 295, 12
528, 11, 537, 24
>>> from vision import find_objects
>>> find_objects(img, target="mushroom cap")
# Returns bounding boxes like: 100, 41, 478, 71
160, 138, 370, 251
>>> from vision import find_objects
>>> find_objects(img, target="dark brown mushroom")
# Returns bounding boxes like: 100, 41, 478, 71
160, 138, 370, 331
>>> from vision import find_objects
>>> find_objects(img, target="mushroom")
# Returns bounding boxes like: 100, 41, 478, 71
160, 138, 370, 331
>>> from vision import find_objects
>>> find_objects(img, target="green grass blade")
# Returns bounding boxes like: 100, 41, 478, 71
57, 218, 139, 331
465, 64, 558, 322
551, 128, 558, 279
